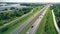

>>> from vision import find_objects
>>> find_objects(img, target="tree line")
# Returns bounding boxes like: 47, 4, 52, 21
0, 7, 33, 20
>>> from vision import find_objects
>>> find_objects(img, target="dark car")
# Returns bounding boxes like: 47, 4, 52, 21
31, 26, 34, 28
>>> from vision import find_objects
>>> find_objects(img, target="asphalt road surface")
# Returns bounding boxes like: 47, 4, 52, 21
10, 5, 49, 34
10, 6, 42, 34
52, 10, 60, 34
26, 5, 50, 34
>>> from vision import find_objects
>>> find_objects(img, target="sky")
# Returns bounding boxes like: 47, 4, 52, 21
0, 0, 60, 3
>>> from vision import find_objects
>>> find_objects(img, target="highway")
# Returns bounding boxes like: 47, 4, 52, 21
10, 7, 42, 34
26, 5, 50, 34
10, 5, 49, 34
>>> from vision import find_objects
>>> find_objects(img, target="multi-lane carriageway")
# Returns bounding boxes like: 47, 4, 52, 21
26, 5, 49, 34
10, 5, 50, 34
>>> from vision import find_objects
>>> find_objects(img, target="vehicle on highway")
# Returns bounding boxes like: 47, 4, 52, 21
31, 26, 34, 28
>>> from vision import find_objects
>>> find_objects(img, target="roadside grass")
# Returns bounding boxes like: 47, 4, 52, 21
0, 6, 34, 26
0, 17, 18, 26
0, 6, 42, 26
2, 6, 42, 34
36, 8, 58, 34
0, 11, 17, 26
19, 7, 41, 34
19, 14, 39, 34
35, 8, 49, 34
42, 9, 58, 34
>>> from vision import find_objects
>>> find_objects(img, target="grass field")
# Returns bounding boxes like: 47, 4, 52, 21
36, 8, 58, 34
0, 6, 42, 34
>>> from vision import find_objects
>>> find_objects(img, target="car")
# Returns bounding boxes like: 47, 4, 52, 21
31, 26, 34, 28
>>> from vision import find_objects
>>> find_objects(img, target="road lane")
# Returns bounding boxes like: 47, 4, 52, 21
10, 5, 49, 34
26, 5, 50, 34
10, 7, 42, 34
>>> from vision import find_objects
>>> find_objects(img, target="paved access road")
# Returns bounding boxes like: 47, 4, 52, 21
52, 10, 60, 34
26, 5, 50, 34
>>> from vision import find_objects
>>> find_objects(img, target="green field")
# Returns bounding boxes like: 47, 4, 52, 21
36, 8, 58, 34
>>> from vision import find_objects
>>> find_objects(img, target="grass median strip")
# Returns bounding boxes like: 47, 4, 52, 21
36, 8, 58, 34
19, 15, 39, 34
42, 9, 58, 34
19, 6, 43, 34
19, 9, 40, 34
35, 7, 49, 34
1, 7, 42, 34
